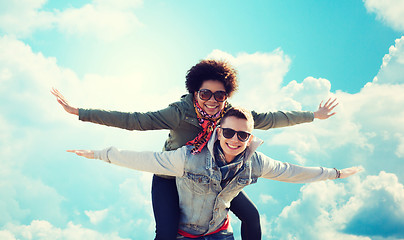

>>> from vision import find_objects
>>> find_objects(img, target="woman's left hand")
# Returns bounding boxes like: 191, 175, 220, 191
314, 98, 338, 119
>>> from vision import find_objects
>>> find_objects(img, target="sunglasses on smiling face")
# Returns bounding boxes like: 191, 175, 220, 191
220, 127, 251, 142
197, 89, 228, 102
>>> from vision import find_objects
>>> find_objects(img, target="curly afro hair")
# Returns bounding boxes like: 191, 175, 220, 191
185, 60, 238, 97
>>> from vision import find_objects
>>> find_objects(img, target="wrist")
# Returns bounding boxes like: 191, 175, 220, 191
72, 107, 79, 116
334, 168, 341, 179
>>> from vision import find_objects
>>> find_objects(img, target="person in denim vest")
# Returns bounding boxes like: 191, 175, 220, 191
68, 107, 361, 240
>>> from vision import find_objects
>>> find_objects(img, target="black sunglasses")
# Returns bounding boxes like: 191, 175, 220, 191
198, 89, 227, 102
220, 128, 251, 142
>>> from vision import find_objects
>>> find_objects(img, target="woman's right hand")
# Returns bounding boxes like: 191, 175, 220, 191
51, 88, 79, 116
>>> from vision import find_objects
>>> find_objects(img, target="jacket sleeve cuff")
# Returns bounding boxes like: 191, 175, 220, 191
309, 111, 315, 122
93, 148, 112, 163
78, 108, 88, 121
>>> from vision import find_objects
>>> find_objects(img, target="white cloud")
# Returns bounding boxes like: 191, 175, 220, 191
259, 194, 277, 204
56, 3, 142, 41
0, 35, 162, 239
363, 0, 404, 31
0, 0, 55, 37
339, 172, 404, 238
395, 134, 404, 157
92, 0, 143, 10
373, 36, 404, 85
0, 231, 16, 240
85, 209, 109, 225
270, 172, 404, 240
3, 220, 130, 240
0, 0, 143, 41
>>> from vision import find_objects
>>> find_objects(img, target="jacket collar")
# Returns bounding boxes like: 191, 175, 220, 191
207, 126, 263, 163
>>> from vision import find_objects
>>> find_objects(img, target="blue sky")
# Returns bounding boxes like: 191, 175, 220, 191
1, 0, 404, 239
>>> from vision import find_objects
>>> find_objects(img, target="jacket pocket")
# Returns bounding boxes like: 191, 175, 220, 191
183, 172, 211, 195
237, 177, 258, 186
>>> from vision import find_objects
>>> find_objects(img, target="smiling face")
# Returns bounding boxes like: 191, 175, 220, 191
218, 116, 253, 163
194, 80, 227, 116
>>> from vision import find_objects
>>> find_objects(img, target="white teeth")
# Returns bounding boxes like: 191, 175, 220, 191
205, 105, 217, 109
227, 144, 239, 149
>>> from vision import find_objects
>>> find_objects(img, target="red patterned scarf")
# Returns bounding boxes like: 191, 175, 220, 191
186, 99, 227, 155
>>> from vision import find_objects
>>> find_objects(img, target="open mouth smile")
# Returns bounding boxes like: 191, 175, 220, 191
226, 143, 241, 150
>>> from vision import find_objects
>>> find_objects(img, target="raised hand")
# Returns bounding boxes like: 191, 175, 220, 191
313, 98, 338, 120
51, 88, 79, 116
339, 166, 363, 179
67, 150, 95, 159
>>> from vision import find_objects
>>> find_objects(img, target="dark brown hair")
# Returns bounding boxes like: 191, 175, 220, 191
185, 60, 238, 97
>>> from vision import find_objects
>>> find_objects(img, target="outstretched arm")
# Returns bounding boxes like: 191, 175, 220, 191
51, 88, 183, 131
313, 98, 338, 120
259, 153, 363, 182
67, 147, 187, 176
252, 98, 339, 130
51, 88, 79, 116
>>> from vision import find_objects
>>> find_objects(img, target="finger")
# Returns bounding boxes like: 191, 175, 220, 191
52, 89, 67, 101
329, 102, 339, 111
326, 98, 337, 108
327, 112, 336, 118
56, 89, 67, 102
52, 88, 60, 95
56, 94, 69, 105
51, 89, 58, 97
51, 90, 65, 102
319, 100, 323, 108
324, 98, 331, 107
57, 98, 68, 107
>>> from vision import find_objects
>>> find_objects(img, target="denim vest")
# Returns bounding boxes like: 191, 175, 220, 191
176, 130, 263, 236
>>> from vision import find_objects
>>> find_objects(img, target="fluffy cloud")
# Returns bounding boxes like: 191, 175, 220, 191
0, 33, 163, 239
56, 2, 142, 41
85, 209, 109, 225
269, 172, 404, 240
2, 220, 130, 240
342, 172, 404, 238
373, 36, 404, 85
0, 0, 143, 40
0, 0, 55, 37
363, 0, 404, 31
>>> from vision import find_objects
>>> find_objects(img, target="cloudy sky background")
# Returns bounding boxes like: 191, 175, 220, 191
1, 0, 404, 239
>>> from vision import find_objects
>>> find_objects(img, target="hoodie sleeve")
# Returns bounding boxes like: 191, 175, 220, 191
93, 146, 188, 177
256, 152, 337, 183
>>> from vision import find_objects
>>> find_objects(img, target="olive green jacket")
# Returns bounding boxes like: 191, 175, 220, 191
79, 94, 314, 151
